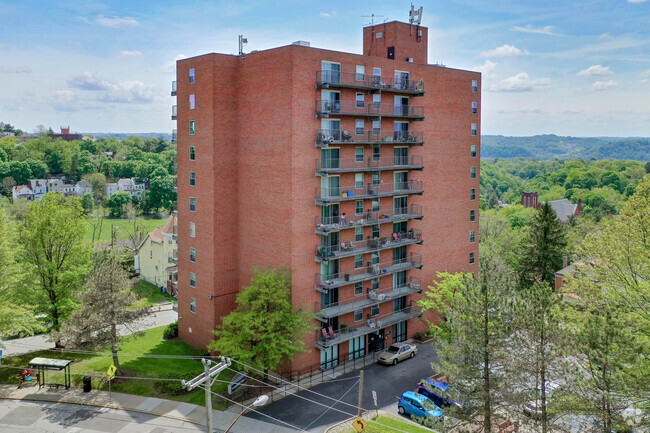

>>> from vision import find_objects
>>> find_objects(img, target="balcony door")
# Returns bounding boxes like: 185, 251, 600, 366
320, 345, 339, 370
322, 91, 340, 112
321, 61, 341, 83
322, 203, 340, 225
393, 245, 407, 261
322, 259, 339, 280
321, 147, 340, 169
321, 119, 340, 141
394, 121, 409, 141
394, 147, 408, 166
394, 70, 410, 90
322, 231, 339, 252
393, 271, 407, 288
394, 171, 408, 190
393, 321, 407, 343
321, 175, 340, 198
394, 96, 409, 116
394, 196, 408, 215
321, 287, 339, 308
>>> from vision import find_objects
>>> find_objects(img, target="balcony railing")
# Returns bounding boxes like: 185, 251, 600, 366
317, 277, 422, 320
171, 105, 177, 120
316, 204, 424, 234
315, 305, 423, 349
316, 229, 422, 263
316, 130, 424, 147
316, 181, 423, 204
171, 80, 177, 96
316, 71, 425, 95
314, 253, 423, 291
316, 100, 424, 119
171, 129, 177, 144
316, 155, 423, 175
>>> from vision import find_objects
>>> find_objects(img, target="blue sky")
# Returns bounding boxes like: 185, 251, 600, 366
1, 0, 649, 136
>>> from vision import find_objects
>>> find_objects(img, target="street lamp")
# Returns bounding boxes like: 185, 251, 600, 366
224, 395, 269, 433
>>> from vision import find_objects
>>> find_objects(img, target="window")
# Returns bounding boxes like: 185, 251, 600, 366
356, 65, 365, 81
372, 252, 380, 265
190, 297, 196, 313
470, 230, 476, 243
321, 61, 341, 83
355, 254, 363, 269
149, 250, 152, 259
189, 222, 196, 238
190, 272, 196, 288
472, 79, 478, 93
354, 309, 363, 322
356, 93, 364, 108
376, 32, 382, 39
371, 304, 380, 316
372, 94, 381, 110
189, 94, 195, 110
355, 173, 364, 189
469, 252, 476, 264
371, 278, 379, 291
470, 188, 476, 201
349, 335, 365, 360
189, 68, 195, 83
355, 147, 364, 162
355, 200, 363, 215
471, 145, 477, 158
471, 123, 477, 136
372, 119, 381, 135
372, 145, 381, 161
189, 171, 196, 186
355, 120, 364, 135
470, 166, 477, 179
394, 71, 410, 90
355, 282, 363, 296
189, 120, 195, 135
372, 225, 380, 239
373, 67, 381, 77
355, 227, 363, 242
470, 209, 476, 222
189, 146, 196, 161
472, 101, 477, 114
189, 197, 196, 212
189, 247, 196, 262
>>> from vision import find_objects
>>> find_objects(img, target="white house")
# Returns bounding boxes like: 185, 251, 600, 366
29, 179, 47, 200
12, 185, 34, 201
75, 180, 92, 196
105, 183, 120, 197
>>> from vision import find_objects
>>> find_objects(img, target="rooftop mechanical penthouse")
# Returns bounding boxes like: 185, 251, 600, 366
173, 19, 480, 373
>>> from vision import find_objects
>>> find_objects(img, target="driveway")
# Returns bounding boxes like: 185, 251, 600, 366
252, 341, 438, 432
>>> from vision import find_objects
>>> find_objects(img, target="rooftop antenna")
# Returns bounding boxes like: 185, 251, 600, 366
361, 13, 384, 27
238, 35, 248, 56
409, 4, 423, 25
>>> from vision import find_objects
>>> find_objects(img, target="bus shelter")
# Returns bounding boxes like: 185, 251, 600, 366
28, 357, 73, 389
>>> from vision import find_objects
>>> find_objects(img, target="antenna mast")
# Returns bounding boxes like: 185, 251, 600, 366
361, 13, 385, 26
238, 35, 248, 56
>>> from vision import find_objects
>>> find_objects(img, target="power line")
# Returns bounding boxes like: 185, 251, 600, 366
304, 378, 360, 430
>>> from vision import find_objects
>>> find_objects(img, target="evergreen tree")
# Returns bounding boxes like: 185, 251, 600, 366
518, 202, 567, 289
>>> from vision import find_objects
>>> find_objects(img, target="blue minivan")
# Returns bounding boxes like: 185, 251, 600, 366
398, 391, 444, 420
418, 378, 464, 411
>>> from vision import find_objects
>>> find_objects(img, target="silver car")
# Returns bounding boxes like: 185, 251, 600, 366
378, 343, 417, 365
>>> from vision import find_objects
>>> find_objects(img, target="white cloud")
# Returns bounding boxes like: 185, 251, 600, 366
96, 15, 139, 28
162, 54, 187, 74
519, 107, 542, 114
640, 69, 650, 83
121, 50, 142, 57
577, 65, 614, 77
320, 10, 337, 18
67, 72, 154, 103
490, 73, 551, 92
598, 32, 613, 41
50, 90, 77, 112
1, 66, 32, 73
628, 0, 647, 3
591, 80, 618, 91
480, 44, 529, 58
512, 25, 560, 36
473, 60, 497, 79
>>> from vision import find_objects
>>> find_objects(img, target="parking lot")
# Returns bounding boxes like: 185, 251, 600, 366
251, 340, 439, 432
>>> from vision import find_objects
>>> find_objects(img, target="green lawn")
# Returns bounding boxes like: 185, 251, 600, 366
342, 415, 434, 433
85, 216, 168, 244
0, 326, 235, 406
132, 280, 174, 308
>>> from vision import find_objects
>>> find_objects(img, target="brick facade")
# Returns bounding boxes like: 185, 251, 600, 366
175, 21, 480, 373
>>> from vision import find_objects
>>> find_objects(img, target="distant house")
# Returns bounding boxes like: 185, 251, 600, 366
521, 191, 539, 208
548, 199, 582, 223
47, 179, 76, 197
48, 126, 82, 142
105, 183, 120, 197
105, 178, 146, 199
29, 179, 48, 200
134, 213, 178, 296
75, 180, 93, 196
12, 185, 34, 201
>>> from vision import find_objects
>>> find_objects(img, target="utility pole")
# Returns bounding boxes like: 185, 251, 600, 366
182, 357, 231, 433
357, 370, 365, 418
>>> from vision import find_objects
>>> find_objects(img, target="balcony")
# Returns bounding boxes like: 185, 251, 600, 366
171, 80, 177, 96
316, 100, 424, 120
316, 278, 422, 321
316, 229, 422, 263
171, 105, 177, 120
315, 181, 423, 205
314, 253, 423, 291
316, 71, 425, 96
316, 204, 423, 234
315, 305, 423, 349
316, 155, 423, 176
316, 130, 423, 147
171, 129, 177, 144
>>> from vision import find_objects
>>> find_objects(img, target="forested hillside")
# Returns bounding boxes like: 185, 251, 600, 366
482, 135, 650, 161
480, 158, 649, 220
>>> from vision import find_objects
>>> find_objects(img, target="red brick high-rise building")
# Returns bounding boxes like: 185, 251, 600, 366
173, 20, 480, 372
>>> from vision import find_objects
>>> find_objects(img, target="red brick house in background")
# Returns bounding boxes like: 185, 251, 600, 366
173, 20, 481, 373
521, 191, 538, 208
48, 126, 82, 142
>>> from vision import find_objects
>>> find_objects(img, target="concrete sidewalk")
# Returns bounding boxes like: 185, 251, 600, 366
0, 383, 297, 432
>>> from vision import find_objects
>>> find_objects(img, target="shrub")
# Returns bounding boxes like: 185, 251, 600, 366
153, 371, 196, 395
162, 321, 178, 339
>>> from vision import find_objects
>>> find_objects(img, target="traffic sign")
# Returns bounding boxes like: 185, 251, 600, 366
352, 417, 368, 432
372, 390, 377, 407
107, 364, 117, 381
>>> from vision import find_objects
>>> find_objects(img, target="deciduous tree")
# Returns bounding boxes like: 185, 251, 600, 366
106, 190, 131, 217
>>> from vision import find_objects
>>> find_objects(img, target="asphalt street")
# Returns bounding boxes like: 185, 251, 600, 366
0, 399, 203, 433
252, 341, 439, 433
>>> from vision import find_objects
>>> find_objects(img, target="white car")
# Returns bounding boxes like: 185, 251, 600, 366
523, 381, 561, 418
378, 343, 417, 365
